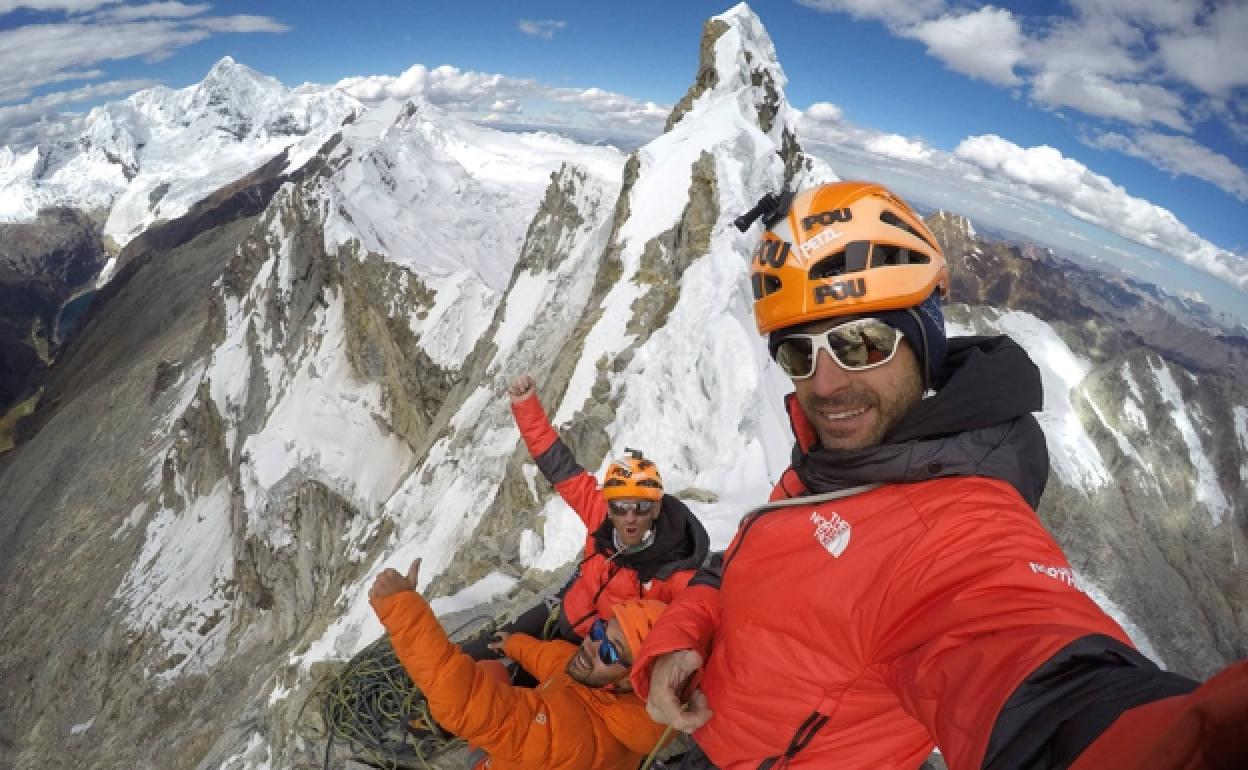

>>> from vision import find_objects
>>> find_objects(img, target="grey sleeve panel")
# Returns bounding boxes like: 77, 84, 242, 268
534, 439, 584, 486
689, 554, 723, 589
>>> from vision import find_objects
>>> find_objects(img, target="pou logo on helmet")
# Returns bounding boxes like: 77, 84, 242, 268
738, 181, 948, 335
603, 448, 663, 502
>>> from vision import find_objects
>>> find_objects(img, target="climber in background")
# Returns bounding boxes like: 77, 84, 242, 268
370, 558, 669, 770
460, 373, 709, 672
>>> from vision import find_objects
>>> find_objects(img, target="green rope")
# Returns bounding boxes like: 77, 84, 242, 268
302, 635, 463, 770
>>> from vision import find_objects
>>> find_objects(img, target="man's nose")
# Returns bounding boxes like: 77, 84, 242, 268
808, 349, 851, 395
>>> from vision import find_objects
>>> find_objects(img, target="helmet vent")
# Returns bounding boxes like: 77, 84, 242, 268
809, 241, 871, 279
880, 210, 938, 251
870, 244, 930, 267
751, 274, 782, 299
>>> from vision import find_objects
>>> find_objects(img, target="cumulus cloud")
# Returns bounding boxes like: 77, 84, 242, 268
955, 134, 1247, 290
1091, 131, 1248, 202
1156, 1, 1248, 96
864, 134, 932, 163
517, 19, 566, 40
803, 102, 844, 123
336, 63, 669, 137
906, 7, 1024, 86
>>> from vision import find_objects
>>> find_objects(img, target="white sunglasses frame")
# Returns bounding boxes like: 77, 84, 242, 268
773, 318, 903, 380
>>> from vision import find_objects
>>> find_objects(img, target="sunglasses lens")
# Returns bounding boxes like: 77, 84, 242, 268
609, 500, 655, 516
827, 321, 899, 368
774, 336, 815, 378
590, 619, 622, 665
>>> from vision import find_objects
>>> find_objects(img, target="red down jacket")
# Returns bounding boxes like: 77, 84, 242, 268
512, 393, 709, 636
632, 336, 1245, 770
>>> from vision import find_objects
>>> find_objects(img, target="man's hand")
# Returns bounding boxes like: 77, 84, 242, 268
507, 374, 536, 403
645, 649, 712, 732
486, 631, 512, 653
369, 558, 421, 600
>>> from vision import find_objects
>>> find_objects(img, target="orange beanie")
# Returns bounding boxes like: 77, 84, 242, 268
609, 599, 668, 662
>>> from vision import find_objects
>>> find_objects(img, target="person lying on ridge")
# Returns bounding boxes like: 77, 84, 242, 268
369, 558, 670, 770
632, 180, 1248, 770
461, 373, 709, 664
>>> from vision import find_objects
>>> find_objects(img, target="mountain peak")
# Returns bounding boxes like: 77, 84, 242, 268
928, 210, 978, 243
195, 56, 286, 109
664, 1, 791, 137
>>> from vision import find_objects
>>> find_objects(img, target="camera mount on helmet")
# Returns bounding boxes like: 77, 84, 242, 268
734, 190, 795, 232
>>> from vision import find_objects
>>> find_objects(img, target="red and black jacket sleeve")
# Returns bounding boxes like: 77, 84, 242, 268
511, 394, 606, 530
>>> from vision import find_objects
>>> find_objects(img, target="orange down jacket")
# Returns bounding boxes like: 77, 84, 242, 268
512, 394, 709, 636
630, 335, 1209, 770
372, 589, 667, 770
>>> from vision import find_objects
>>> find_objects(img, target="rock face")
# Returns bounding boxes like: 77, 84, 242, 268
0, 8, 1244, 770
0, 207, 106, 424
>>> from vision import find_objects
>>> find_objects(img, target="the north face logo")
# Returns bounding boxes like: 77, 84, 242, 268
810, 511, 851, 558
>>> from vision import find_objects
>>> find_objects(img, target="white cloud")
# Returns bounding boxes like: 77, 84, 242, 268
865, 133, 932, 163
0, 0, 110, 11
1157, 2, 1248, 96
906, 6, 1025, 86
0, 7, 287, 105
95, 2, 209, 21
955, 134, 1248, 290
336, 63, 669, 138
799, 0, 1245, 190
797, 0, 945, 28
517, 19, 567, 40
1091, 131, 1248, 202
803, 101, 844, 123
0, 76, 162, 146
190, 15, 288, 34
1031, 70, 1189, 131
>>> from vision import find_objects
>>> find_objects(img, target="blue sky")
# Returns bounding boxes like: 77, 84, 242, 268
2, 0, 1245, 320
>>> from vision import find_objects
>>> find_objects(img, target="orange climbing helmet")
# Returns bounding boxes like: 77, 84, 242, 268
740, 181, 948, 335
602, 449, 664, 501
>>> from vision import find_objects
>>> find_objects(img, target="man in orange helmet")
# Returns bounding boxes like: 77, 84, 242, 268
370, 559, 669, 770
460, 373, 709, 671
631, 181, 1248, 770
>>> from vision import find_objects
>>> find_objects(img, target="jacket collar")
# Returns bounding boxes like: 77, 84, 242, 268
785, 335, 1050, 508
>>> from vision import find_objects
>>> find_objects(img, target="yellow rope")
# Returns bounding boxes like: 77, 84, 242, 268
640, 725, 676, 770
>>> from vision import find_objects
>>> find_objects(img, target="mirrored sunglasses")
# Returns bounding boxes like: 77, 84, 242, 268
608, 499, 658, 517
773, 318, 902, 380
589, 618, 627, 666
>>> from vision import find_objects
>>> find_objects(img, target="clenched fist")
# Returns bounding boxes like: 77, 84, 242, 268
507, 374, 536, 403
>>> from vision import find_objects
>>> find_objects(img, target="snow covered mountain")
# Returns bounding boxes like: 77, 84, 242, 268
0, 56, 360, 254
0, 4, 1243, 770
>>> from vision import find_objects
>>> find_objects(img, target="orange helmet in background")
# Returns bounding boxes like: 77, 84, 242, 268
744, 181, 948, 335
602, 449, 663, 501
